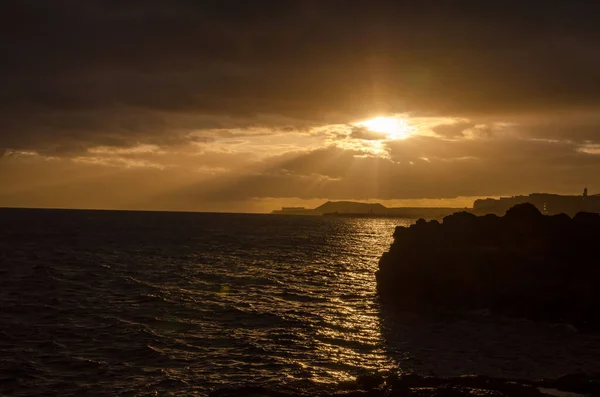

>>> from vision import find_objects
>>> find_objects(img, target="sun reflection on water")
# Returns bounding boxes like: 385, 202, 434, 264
291, 218, 412, 385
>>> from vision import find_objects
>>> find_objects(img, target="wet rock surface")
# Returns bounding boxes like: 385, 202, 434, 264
376, 204, 600, 330
209, 373, 600, 397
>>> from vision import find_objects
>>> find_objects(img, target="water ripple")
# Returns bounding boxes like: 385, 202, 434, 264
2, 209, 600, 396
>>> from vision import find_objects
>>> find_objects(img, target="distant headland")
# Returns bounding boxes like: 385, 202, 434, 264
272, 188, 600, 218
271, 201, 466, 219
473, 188, 600, 217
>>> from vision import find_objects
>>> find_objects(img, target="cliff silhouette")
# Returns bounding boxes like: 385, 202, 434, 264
474, 190, 600, 216
377, 203, 600, 330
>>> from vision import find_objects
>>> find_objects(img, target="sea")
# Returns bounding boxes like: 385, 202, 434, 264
1, 208, 600, 396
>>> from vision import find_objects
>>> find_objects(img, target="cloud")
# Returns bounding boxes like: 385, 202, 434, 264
577, 144, 600, 155
271, 146, 365, 178
509, 113, 600, 144
3, 129, 600, 211
2, 2, 600, 209
158, 134, 600, 205
2, 1, 600, 156
432, 122, 474, 138
349, 125, 389, 140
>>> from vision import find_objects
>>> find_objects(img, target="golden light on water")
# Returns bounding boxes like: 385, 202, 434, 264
359, 116, 413, 140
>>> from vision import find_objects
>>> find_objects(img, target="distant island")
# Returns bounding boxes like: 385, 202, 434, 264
272, 188, 600, 218
271, 201, 466, 219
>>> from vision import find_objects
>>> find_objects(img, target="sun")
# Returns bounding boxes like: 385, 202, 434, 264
359, 116, 412, 140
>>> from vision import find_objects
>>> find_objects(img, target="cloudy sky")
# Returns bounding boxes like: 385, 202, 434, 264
1, 1, 600, 212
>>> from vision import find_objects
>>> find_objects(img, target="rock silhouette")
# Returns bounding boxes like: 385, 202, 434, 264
377, 203, 600, 329
210, 372, 600, 396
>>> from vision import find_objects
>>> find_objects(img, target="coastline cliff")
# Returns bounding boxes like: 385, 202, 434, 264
377, 203, 600, 330
473, 191, 600, 216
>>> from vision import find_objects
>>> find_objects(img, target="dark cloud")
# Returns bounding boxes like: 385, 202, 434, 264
432, 122, 474, 138
2, 1, 600, 154
510, 113, 600, 144
2, 1, 600, 209
273, 146, 364, 178
0, 107, 301, 155
349, 126, 388, 140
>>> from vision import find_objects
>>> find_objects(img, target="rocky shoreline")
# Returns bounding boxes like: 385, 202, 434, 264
377, 203, 600, 330
210, 372, 600, 396
211, 204, 600, 397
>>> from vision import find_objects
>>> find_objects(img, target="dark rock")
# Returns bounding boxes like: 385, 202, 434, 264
449, 375, 499, 390
391, 373, 443, 389
209, 385, 297, 397
211, 374, 600, 397
504, 203, 542, 220
540, 373, 600, 395
387, 386, 414, 397
430, 386, 472, 397
449, 377, 542, 397
329, 391, 383, 397
574, 211, 600, 223
355, 372, 385, 390
377, 203, 600, 329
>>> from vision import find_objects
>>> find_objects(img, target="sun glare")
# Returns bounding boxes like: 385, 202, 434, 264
360, 116, 412, 140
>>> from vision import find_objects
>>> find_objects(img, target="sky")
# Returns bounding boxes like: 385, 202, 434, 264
1, 1, 600, 212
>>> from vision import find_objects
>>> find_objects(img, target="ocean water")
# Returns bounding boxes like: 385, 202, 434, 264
1, 208, 600, 396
